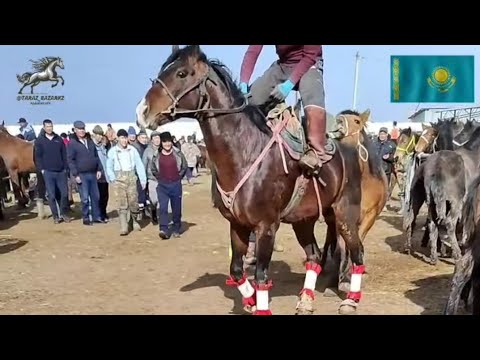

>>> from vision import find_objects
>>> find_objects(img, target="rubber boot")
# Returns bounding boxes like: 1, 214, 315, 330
36, 198, 46, 219
131, 211, 141, 231
119, 209, 129, 236
299, 106, 333, 171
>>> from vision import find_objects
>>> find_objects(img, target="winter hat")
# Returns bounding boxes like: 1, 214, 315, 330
127, 126, 136, 136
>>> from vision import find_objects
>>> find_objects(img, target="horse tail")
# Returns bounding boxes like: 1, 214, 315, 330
210, 166, 222, 209
16, 72, 31, 83
462, 175, 480, 246
430, 175, 447, 225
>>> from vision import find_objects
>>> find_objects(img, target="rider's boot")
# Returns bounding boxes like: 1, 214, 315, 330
298, 106, 333, 173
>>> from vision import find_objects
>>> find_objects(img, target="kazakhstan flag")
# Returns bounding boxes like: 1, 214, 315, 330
391, 55, 474, 103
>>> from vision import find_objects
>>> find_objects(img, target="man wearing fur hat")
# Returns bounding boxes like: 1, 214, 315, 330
142, 130, 162, 224
106, 129, 147, 236
150, 131, 187, 239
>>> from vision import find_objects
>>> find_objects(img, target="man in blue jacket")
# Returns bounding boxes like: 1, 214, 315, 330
34, 119, 71, 224
67, 121, 103, 225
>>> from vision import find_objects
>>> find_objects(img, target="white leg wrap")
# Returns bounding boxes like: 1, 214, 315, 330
256, 290, 269, 311
350, 273, 362, 293
303, 270, 318, 290
238, 280, 255, 299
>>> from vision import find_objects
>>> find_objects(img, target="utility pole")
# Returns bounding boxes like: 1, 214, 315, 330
352, 51, 362, 110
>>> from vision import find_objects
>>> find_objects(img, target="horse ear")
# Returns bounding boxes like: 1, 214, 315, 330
172, 45, 180, 53
421, 123, 427, 130
360, 109, 370, 124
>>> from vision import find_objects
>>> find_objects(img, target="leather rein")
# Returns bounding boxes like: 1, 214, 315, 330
151, 67, 247, 119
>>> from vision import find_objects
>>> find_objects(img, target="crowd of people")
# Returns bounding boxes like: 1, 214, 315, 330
18, 117, 203, 239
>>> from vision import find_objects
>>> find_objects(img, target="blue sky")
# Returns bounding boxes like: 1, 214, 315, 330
0, 45, 478, 126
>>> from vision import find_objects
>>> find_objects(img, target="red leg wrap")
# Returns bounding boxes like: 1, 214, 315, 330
299, 288, 315, 299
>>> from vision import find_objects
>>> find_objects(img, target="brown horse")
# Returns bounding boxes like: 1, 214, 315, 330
136, 45, 366, 315
0, 122, 45, 218
327, 110, 388, 290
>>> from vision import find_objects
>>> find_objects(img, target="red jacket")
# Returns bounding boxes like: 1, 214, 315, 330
240, 45, 322, 85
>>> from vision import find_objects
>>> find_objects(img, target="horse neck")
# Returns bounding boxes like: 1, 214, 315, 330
198, 85, 270, 187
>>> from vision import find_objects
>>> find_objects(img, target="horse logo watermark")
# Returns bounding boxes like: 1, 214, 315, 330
16, 57, 65, 105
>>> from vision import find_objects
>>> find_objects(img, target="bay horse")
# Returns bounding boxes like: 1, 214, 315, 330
136, 45, 366, 315
326, 110, 388, 291
0, 122, 46, 219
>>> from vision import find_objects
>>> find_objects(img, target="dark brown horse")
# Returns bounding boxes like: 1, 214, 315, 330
136, 45, 366, 315
0, 122, 46, 218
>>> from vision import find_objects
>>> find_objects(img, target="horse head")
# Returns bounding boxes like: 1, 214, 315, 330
415, 124, 437, 154
137, 45, 214, 130
431, 117, 463, 150
453, 119, 480, 147
55, 57, 64, 69
331, 109, 370, 143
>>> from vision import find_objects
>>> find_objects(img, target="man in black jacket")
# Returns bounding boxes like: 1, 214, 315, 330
67, 121, 103, 225
374, 127, 396, 186
34, 119, 71, 224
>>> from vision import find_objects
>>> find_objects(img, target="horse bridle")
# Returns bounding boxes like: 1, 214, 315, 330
330, 115, 369, 162
150, 67, 247, 119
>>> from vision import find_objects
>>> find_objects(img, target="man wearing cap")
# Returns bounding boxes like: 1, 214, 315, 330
91, 125, 110, 222
67, 121, 104, 225
130, 128, 149, 217
150, 131, 187, 239
106, 129, 147, 236
127, 126, 137, 145
375, 127, 396, 186
18, 117, 37, 142
142, 131, 162, 224
34, 119, 71, 224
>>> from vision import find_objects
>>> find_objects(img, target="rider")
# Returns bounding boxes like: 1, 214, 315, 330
239, 45, 333, 171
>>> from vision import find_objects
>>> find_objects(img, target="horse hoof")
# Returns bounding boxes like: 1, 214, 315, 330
338, 299, 358, 315
403, 248, 411, 255
295, 293, 314, 315
244, 305, 256, 314
338, 282, 350, 294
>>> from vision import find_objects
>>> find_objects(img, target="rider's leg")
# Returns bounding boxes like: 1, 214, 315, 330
297, 58, 333, 171
248, 61, 289, 112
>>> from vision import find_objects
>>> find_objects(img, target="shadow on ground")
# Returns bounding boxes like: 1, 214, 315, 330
179, 260, 338, 315
404, 273, 455, 315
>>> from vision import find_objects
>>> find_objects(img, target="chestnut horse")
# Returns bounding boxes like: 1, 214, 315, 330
136, 45, 367, 315
327, 110, 388, 291
0, 122, 46, 218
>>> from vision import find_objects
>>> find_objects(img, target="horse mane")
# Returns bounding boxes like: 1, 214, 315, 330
338, 110, 384, 179
462, 125, 480, 151
160, 45, 272, 136
30, 57, 59, 72
400, 127, 412, 137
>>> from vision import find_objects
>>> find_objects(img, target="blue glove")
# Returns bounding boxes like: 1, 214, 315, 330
270, 80, 294, 102
239, 82, 248, 95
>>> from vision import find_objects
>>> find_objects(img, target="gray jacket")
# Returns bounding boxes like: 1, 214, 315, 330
151, 147, 187, 181
142, 143, 160, 182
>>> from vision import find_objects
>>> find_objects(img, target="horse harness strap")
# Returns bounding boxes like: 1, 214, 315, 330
153, 68, 247, 119
216, 107, 323, 222
397, 135, 416, 155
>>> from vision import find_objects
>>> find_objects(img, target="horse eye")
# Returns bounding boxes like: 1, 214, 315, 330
177, 71, 187, 78
355, 119, 360, 124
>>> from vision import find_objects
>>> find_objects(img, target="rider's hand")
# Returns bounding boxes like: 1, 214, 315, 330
239, 82, 248, 95
75, 176, 82, 184
270, 80, 294, 102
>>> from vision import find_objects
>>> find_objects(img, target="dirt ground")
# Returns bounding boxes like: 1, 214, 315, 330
0, 171, 458, 315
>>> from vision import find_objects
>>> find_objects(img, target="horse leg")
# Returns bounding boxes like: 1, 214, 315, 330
333, 207, 365, 315
224, 222, 256, 313
446, 214, 462, 261
320, 208, 336, 269
444, 248, 473, 314
292, 220, 323, 315
404, 187, 424, 255
427, 204, 439, 265
8, 169, 27, 208
252, 221, 280, 315
472, 260, 480, 315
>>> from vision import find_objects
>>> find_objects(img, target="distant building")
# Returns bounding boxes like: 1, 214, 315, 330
408, 106, 480, 123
